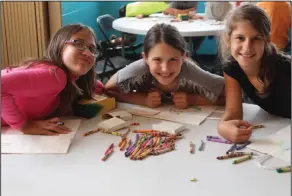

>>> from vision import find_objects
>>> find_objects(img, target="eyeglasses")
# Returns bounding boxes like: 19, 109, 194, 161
65, 39, 100, 57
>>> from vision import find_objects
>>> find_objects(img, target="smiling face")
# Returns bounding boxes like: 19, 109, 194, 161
62, 29, 96, 77
143, 42, 185, 87
230, 20, 266, 74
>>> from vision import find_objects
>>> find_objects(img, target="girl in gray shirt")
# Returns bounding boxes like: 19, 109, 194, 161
105, 23, 225, 109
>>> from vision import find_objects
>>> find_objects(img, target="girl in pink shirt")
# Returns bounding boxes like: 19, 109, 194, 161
1, 24, 104, 135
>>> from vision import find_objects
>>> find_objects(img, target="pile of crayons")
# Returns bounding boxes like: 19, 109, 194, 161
123, 130, 183, 160
217, 152, 254, 164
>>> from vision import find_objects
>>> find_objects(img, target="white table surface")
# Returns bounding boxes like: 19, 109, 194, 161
113, 13, 224, 37
2, 103, 291, 196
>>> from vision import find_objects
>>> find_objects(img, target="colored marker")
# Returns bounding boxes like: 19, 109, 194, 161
232, 155, 252, 164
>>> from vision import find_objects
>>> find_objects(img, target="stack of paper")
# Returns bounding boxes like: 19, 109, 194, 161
1, 119, 82, 154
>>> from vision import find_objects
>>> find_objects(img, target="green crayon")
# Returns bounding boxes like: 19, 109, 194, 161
232, 155, 252, 164
276, 167, 291, 173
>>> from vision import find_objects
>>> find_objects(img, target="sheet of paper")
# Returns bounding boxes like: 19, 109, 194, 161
1, 119, 82, 154
248, 125, 291, 163
117, 103, 217, 125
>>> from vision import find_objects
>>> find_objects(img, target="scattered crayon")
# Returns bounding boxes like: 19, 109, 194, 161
104, 143, 114, 155
232, 155, 252, 164
235, 141, 252, 150
198, 140, 205, 151
252, 124, 265, 129
83, 128, 100, 136
191, 106, 201, 111
276, 166, 291, 173
101, 148, 114, 161
190, 178, 197, 182
190, 141, 195, 154
217, 152, 253, 160
131, 122, 140, 126
207, 137, 232, 144
102, 130, 122, 136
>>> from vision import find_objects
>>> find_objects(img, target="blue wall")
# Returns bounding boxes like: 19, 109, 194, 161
61, 1, 217, 55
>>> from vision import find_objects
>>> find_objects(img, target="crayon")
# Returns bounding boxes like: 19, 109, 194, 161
102, 130, 122, 136
190, 141, 195, 154
252, 124, 265, 129
217, 152, 253, 160
235, 141, 252, 150
101, 148, 113, 161
207, 137, 232, 144
191, 106, 201, 111
104, 143, 114, 155
198, 140, 205, 151
120, 138, 127, 151
276, 166, 291, 173
232, 155, 252, 164
83, 128, 100, 136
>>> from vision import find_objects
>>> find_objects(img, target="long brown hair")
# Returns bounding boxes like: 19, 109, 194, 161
219, 4, 286, 93
22, 24, 98, 115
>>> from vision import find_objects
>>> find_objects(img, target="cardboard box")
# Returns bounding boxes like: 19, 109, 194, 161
79, 94, 116, 115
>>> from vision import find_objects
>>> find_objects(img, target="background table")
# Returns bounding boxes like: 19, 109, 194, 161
113, 13, 225, 56
2, 103, 290, 196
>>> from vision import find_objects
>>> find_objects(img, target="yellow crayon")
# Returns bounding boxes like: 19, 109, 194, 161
252, 124, 265, 129
233, 155, 252, 164
276, 166, 291, 173
83, 129, 100, 136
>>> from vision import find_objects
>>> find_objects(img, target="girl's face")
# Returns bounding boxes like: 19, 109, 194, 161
143, 42, 185, 86
62, 29, 96, 77
230, 21, 266, 74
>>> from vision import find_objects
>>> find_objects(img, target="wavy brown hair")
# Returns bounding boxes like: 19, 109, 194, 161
219, 4, 287, 93
21, 24, 98, 115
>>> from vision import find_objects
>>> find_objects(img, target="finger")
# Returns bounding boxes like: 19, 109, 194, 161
44, 131, 59, 136
237, 127, 253, 136
234, 134, 252, 143
47, 117, 61, 123
236, 120, 252, 128
46, 125, 71, 134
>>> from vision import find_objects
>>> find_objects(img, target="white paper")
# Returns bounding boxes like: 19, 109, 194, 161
248, 125, 291, 163
152, 121, 185, 134
118, 103, 217, 125
1, 119, 81, 154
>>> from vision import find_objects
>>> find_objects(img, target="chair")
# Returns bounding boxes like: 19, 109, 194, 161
95, 40, 133, 83
96, 14, 140, 82
96, 14, 142, 58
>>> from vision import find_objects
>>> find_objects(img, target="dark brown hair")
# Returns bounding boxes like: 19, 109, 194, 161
219, 4, 284, 93
23, 24, 98, 115
143, 23, 186, 56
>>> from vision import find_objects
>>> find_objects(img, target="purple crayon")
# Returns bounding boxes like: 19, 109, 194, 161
207, 137, 232, 144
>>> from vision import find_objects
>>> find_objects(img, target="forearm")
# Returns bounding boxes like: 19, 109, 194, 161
188, 94, 224, 106
177, 8, 196, 15
109, 91, 148, 106
220, 110, 243, 122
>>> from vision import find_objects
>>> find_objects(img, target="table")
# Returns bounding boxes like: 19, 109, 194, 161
2, 103, 290, 196
113, 13, 225, 56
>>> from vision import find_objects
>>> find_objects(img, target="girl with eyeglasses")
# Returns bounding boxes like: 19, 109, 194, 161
1, 24, 104, 135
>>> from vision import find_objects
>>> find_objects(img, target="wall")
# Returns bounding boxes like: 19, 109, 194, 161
61, 1, 218, 55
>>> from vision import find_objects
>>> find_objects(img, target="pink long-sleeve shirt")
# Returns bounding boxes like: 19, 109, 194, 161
1, 64, 104, 129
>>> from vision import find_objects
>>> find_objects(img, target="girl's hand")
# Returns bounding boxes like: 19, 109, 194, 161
217, 120, 253, 143
20, 117, 71, 135
146, 90, 161, 108
172, 92, 189, 109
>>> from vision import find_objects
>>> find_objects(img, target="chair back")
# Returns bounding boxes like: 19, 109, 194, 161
97, 14, 115, 42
